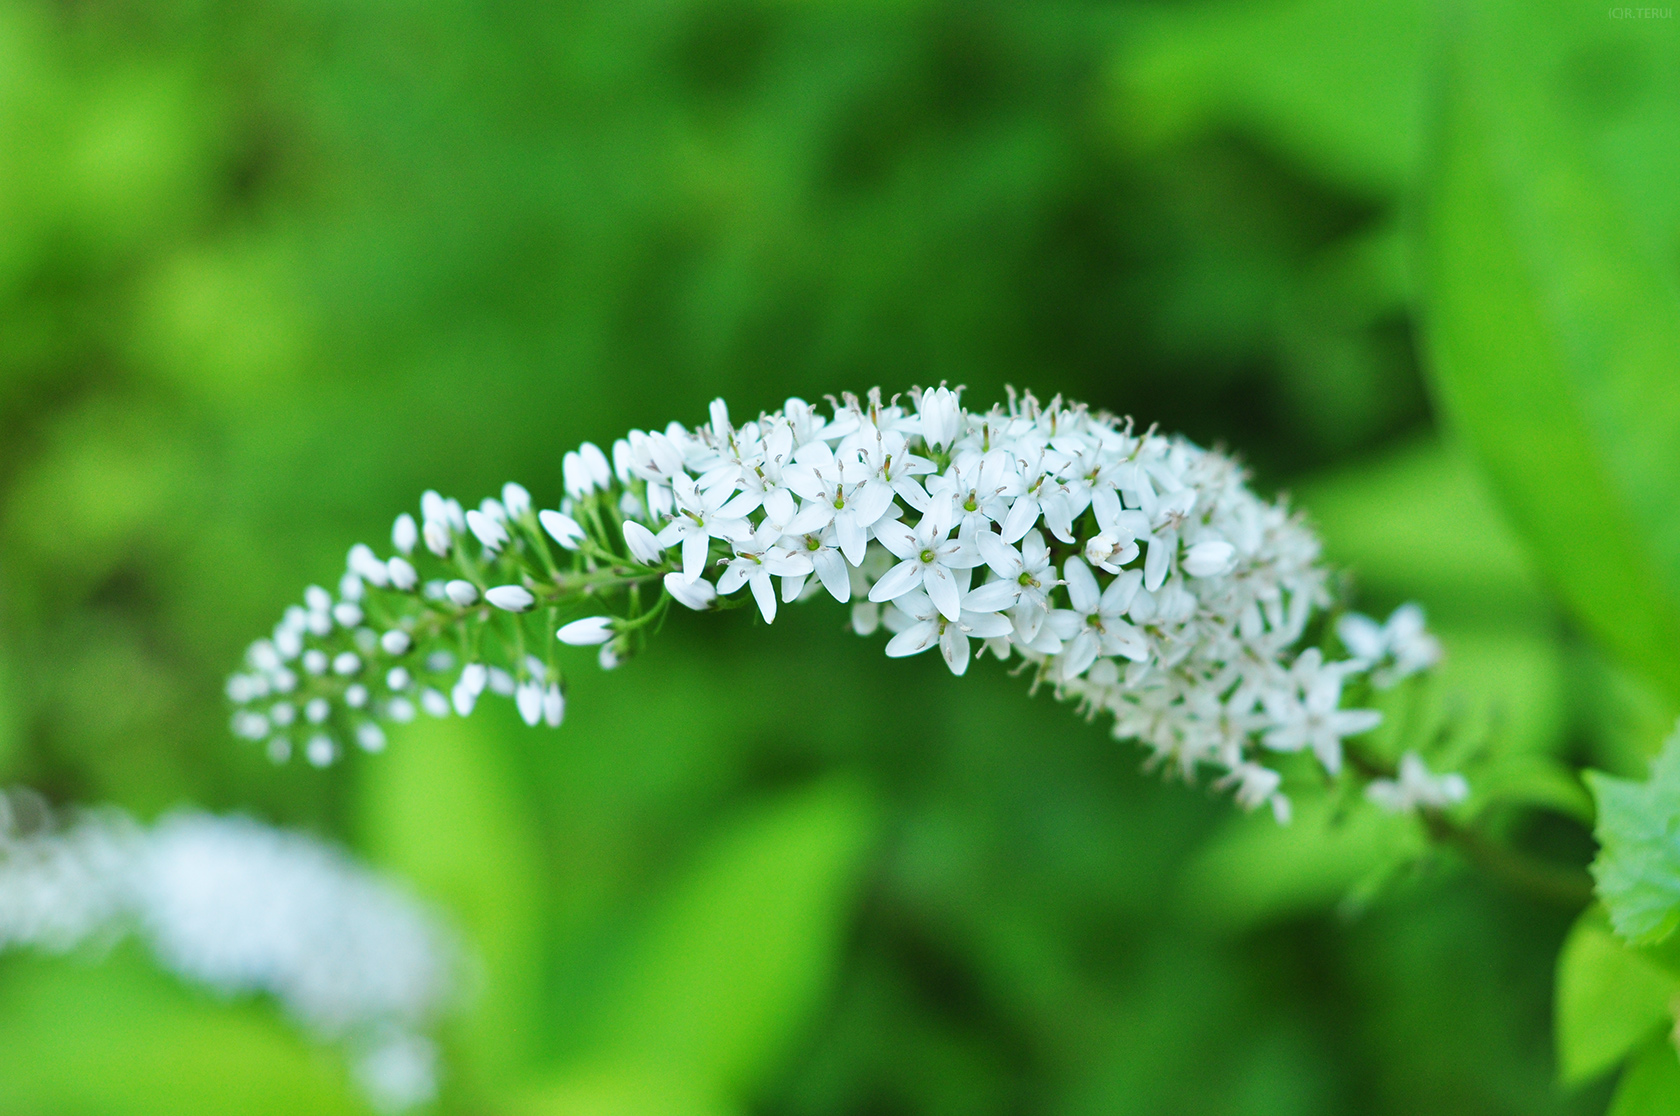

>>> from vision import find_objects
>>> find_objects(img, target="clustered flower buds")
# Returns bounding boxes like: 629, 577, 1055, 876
228, 386, 1459, 821
0, 790, 454, 1111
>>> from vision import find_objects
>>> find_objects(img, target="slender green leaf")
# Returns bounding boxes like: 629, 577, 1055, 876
356, 714, 547, 1089
1417, 0, 1680, 703
1555, 908, 1677, 1085
585, 777, 878, 1101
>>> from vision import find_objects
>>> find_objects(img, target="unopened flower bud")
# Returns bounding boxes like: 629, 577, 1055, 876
542, 683, 565, 727
339, 573, 365, 602
306, 734, 337, 767
557, 616, 614, 645
387, 557, 418, 591
579, 442, 612, 489
392, 513, 418, 556
356, 722, 387, 753
386, 666, 411, 691
345, 684, 369, 709
422, 519, 453, 558
540, 510, 586, 550
305, 697, 330, 724
515, 681, 542, 726
485, 585, 536, 612
501, 482, 532, 519
303, 650, 329, 676
465, 509, 508, 551
444, 580, 480, 607
333, 602, 364, 627
333, 652, 362, 676
305, 585, 332, 613
348, 545, 391, 588
622, 521, 666, 565
562, 451, 590, 498
663, 571, 716, 611
381, 630, 412, 656
420, 689, 450, 718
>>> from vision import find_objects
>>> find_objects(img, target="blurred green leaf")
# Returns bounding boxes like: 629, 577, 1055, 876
1588, 726, 1680, 946
1608, 1036, 1680, 1116
1115, 0, 1426, 194
356, 715, 546, 1091
578, 777, 877, 1103
1180, 791, 1426, 930
0, 947, 364, 1115
1555, 908, 1676, 1085
1418, 0, 1680, 703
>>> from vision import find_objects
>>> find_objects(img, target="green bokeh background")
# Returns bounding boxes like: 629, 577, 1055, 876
0, 0, 1674, 1112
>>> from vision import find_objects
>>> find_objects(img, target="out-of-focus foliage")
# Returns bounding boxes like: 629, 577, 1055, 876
1, 0, 1671, 1112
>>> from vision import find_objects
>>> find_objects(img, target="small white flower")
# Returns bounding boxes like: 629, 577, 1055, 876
656, 474, 753, 584
1047, 559, 1148, 678
381, 630, 412, 656
1365, 752, 1470, 814
386, 667, 411, 690
542, 684, 565, 727
622, 521, 667, 565
420, 689, 450, 718
333, 652, 362, 677
539, 510, 587, 550
444, 580, 479, 607
1338, 603, 1442, 689
882, 581, 1014, 676
557, 617, 615, 646
716, 532, 815, 624
1261, 650, 1381, 776
869, 507, 984, 622
303, 650, 329, 676
485, 585, 536, 612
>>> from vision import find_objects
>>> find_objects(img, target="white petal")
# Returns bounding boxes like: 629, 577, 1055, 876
868, 559, 923, 603
1062, 557, 1100, 613
885, 620, 939, 657
749, 572, 779, 624
812, 549, 851, 602
940, 625, 971, 675
871, 517, 918, 560
681, 531, 709, 584
923, 563, 962, 623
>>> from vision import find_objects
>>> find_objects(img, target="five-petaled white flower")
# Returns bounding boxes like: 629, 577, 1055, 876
657, 474, 753, 583
868, 507, 985, 622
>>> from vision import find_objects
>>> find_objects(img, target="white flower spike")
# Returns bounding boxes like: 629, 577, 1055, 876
228, 387, 1462, 822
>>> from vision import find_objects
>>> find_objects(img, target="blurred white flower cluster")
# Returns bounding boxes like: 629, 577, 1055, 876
228, 386, 1456, 820
0, 791, 455, 1112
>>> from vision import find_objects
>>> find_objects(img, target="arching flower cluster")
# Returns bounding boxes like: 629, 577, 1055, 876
0, 791, 455, 1112
227, 387, 1453, 821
